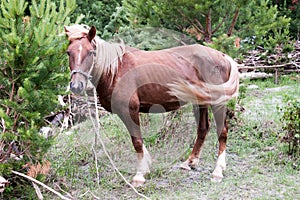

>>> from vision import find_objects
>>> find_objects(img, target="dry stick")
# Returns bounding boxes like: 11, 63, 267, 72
54, 183, 73, 199
88, 86, 151, 200
11, 170, 72, 200
79, 190, 101, 200
32, 182, 44, 200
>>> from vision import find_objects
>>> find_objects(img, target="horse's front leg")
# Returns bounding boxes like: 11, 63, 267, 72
131, 136, 152, 186
116, 100, 152, 187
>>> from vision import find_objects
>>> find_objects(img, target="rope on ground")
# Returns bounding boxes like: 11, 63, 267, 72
86, 85, 151, 200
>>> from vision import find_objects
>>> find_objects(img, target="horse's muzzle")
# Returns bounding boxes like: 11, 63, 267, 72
70, 81, 84, 94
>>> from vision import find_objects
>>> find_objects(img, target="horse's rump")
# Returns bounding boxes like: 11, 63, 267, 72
166, 45, 239, 105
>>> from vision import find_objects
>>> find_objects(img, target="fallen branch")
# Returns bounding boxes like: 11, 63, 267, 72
239, 72, 273, 80
238, 62, 300, 70
32, 182, 43, 200
11, 170, 72, 200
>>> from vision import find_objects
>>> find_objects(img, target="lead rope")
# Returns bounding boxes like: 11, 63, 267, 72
86, 83, 151, 200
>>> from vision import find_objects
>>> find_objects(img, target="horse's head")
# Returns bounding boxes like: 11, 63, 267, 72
65, 26, 97, 94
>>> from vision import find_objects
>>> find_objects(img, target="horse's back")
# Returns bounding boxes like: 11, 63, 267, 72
166, 44, 232, 84
126, 44, 232, 84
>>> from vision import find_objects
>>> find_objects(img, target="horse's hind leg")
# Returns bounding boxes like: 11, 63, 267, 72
211, 104, 228, 182
180, 105, 209, 170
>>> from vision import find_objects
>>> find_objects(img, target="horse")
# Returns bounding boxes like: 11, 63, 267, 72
64, 25, 239, 187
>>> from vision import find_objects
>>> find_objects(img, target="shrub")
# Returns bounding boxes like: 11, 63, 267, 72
68, 0, 124, 38
279, 96, 300, 156
205, 34, 243, 59
0, 0, 76, 197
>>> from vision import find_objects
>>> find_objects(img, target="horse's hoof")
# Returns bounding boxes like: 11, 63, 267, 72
212, 167, 223, 182
132, 172, 145, 187
131, 179, 145, 187
190, 158, 199, 167
180, 160, 191, 170
211, 176, 223, 183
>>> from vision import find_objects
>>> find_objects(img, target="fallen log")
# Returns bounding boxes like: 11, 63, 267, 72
237, 62, 300, 70
239, 72, 273, 80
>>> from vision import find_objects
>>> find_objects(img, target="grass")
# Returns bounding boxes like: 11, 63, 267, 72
44, 74, 300, 199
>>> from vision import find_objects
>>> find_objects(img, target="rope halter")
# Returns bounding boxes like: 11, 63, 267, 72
70, 50, 96, 82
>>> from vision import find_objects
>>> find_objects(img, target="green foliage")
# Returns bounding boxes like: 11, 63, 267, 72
279, 96, 300, 156
269, 0, 300, 39
205, 34, 241, 58
102, 5, 130, 39
110, 27, 195, 50
237, 0, 291, 52
68, 0, 125, 38
0, 0, 76, 197
122, 0, 292, 56
123, 0, 243, 30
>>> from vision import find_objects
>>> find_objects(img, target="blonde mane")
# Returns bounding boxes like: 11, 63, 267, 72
65, 25, 125, 84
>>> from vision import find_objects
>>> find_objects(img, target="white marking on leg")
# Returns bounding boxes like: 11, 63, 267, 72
212, 150, 226, 182
138, 144, 152, 174
180, 148, 203, 170
132, 145, 152, 187
216, 150, 226, 171
180, 159, 191, 170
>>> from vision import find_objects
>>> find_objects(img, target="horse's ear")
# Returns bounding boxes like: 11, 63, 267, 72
87, 26, 96, 41
64, 26, 69, 33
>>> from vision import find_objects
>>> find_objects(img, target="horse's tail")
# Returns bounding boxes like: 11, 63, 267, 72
168, 55, 239, 105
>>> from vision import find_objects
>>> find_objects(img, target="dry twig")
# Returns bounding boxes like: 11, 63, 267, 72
11, 170, 72, 200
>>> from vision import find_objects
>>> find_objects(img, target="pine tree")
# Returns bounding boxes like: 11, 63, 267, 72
122, 0, 291, 54
68, 0, 123, 38
0, 0, 76, 197
123, 0, 249, 42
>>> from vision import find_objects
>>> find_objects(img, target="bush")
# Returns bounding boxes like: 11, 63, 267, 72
205, 34, 243, 59
0, 0, 75, 197
279, 96, 300, 156
68, 0, 124, 38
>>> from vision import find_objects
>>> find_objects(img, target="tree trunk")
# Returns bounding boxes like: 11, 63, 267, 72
227, 8, 239, 37
205, 8, 212, 42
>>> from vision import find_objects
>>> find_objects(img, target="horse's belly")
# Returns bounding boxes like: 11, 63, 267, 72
139, 102, 183, 113
138, 84, 184, 113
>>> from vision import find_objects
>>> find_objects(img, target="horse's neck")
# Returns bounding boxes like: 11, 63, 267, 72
94, 74, 114, 112
96, 72, 114, 93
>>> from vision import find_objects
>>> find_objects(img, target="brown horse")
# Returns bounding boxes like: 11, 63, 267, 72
65, 25, 239, 186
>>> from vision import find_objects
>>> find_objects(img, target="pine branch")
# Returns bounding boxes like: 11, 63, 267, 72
176, 9, 205, 34
193, 18, 205, 34
212, 15, 227, 34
